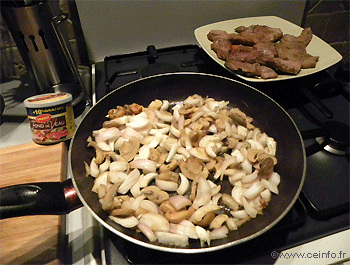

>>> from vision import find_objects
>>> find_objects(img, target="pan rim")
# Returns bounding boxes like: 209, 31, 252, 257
68, 72, 306, 253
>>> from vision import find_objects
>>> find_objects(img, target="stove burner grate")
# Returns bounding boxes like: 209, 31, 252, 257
315, 121, 349, 156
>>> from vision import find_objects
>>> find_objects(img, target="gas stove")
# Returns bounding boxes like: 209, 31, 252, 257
68, 45, 349, 264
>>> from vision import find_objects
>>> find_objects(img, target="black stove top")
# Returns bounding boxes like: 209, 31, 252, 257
93, 45, 349, 264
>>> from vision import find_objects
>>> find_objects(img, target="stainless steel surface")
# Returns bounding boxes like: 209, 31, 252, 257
1, 0, 87, 106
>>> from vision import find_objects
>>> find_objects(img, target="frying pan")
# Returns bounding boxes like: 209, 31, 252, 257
0, 73, 306, 253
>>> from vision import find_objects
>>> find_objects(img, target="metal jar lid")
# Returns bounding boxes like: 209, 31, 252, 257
24, 92, 73, 108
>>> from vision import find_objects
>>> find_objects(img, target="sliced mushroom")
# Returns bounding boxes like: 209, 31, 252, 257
220, 193, 239, 211
197, 211, 215, 228
158, 171, 179, 182
119, 137, 140, 161
247, 149, 266, 163
159, 200, 177, 213
110, 208, 135, 217
141, 186, 169, 204
148, 99, 163, 110
179, 156, 207, 180
258, 157, 275, 178
102, 182, 121, 212
108, 106, 126, 119
165, 207, 195, 224
159, 160, 178, 172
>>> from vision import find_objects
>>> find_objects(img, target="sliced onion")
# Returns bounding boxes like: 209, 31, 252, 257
231, 185, 243, 205
237, 125, 248, 138
170, 125, 180, 138
98, 141, 113, 152
195, 225, 210, 247
139, 200, 159, 214
130, 179, 142, 197
109, 215, 138, 228
138, 172, 158, 188
231, 149, 245, 163
155, 110, 173, 122
243, 181, 265, 199
169, 223, 198, 239
209, 225, 229, 240
206, 142, 219, 158
169, 195, 192, 211
177, 173, 190, 195
122, 126, 144, 140
261, 179, 279, 194
130, 194, 145, 210
166, 141, 180, 162
241, 170, 258, 184
190, 204, 221, 222
99, 157, 111, 173
260, 189, 272, 203
247, 139, 264, 150
118, 169, 140, 194
228, 169, 246, 184
226, 218, 238, 230
89, 158, 100, 178
137, 223, 157, 242
269, 172, 281, 186
155, 232, 189, 247
134, 145, 151, 160
266, 137, 277, 155
230, 210, 249, 219
211, 193, 222, 205
147, 131, 163, 148
176, 146, 191, 159
139, 213, 169, 232
209, 214, 229, 229
241, 159, 253, 174
155, 179, 178, 192
110, 160, 128, 172
108, 171, 127, 183
91, 171, 108, 193
240, 195, 258, 218
95, 127, 121, 143
213, 155, 237, 180
130, 159, 157, 173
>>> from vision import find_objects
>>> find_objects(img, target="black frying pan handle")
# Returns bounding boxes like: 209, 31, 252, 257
0, 179, 82, 219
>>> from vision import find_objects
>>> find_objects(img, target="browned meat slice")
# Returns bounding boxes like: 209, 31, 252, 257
207, 30, 230, 41
210, 38, 232, 60
225, 60, 278, 79
253, 42, 278, 58
232, 25, 283, 44
208, 25, 283, 46
275, 28, 319, 68
225, 45, 301, 75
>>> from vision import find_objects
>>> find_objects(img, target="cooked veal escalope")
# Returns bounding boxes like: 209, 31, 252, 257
207, 25, 319, 79
85, 94, 281, 247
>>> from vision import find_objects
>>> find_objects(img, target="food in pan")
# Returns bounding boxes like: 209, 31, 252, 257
85, 94, 280, 247
207, 25, 319, 79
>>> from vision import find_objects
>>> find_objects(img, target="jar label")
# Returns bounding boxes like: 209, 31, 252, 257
27, 104, 76, 144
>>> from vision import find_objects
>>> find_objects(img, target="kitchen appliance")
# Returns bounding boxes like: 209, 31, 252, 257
85, 44, 349, 264
1, 0, 88, 115
0, 72, 306, 253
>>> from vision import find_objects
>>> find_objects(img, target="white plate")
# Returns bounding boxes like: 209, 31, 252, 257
194, 16, 342, 82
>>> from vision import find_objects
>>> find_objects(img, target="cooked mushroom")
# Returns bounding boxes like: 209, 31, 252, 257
179, 156, 206, 180
165, 207, 195, 224
141, 186, 170, 204
258, 157, 275, 178
119, 137, 140, 162
87, 94, 281, 247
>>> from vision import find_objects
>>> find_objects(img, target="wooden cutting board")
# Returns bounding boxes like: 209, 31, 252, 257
0, 142, 67, 265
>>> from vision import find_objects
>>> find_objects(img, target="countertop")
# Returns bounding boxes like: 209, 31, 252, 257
0, 142, 67, 264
